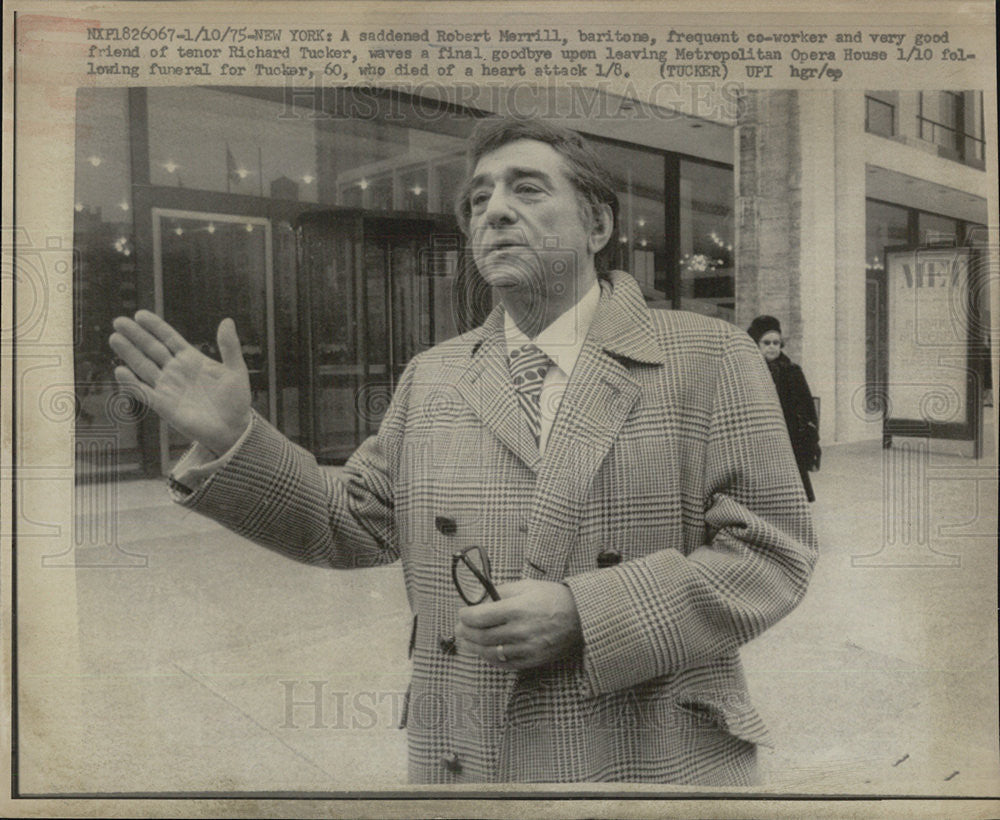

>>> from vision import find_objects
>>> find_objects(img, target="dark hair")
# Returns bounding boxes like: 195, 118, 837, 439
747, 315, 782, 344
455, 117, 620, 273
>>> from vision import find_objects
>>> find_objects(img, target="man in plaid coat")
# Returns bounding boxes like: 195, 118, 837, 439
110, 117, 817, 784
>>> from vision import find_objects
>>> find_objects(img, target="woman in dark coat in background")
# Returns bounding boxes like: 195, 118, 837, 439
748, 316, 820, 502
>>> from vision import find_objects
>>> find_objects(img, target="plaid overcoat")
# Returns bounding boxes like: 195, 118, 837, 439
177, 270, 817, 784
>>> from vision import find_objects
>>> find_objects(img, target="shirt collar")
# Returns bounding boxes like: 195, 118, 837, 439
504, 279, 601, 378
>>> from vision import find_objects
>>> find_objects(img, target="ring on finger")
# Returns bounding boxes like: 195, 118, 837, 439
496, 644, 507, 663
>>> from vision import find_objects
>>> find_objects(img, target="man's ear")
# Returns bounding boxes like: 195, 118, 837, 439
588, 203, 614, 256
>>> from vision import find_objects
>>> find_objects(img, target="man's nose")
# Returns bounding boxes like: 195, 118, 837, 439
482, 187, 516, 226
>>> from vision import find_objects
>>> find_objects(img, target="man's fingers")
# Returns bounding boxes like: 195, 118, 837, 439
458, 596, 521, 629
216, 318, 245, 370
457, 599, 511, 630
112, 316, 174, 368
455, 635, 523, 666
455, 619, 521, 648
113, 366, 156, 410
109, 331, 162, 387
134, 310, 191, 356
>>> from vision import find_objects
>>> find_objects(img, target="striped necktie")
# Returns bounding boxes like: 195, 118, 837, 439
508, 343, 551, 447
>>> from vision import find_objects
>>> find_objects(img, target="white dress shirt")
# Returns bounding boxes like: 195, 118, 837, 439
503, 279, 601, 457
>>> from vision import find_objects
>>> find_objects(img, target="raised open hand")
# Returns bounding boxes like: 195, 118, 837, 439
109, 311, 252, 457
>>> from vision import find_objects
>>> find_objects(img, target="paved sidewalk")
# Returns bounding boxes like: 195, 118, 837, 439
16, 428, 999, 796
745, 432, 998, 794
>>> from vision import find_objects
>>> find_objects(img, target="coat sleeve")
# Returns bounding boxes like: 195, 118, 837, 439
785, 362, 820, 467
171, 362, 416, 569
791, 364, 818, 427
564, 332, 818, 696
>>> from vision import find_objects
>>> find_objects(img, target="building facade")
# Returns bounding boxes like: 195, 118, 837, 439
734, 90, 989, 447
73, 86, 990, 480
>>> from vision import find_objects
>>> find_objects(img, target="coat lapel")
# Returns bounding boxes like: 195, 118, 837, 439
453, 272, 668, 578
525, 272, 667, 579
454, 307, 543, 472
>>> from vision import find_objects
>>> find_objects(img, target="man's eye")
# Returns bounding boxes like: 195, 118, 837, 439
470, 192, 490, 208
516, 183, 542, 195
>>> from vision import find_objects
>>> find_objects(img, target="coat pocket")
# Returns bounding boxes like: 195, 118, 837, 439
676, 693, 773, 748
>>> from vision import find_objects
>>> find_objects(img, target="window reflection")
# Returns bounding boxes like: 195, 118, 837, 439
323, 122, 467, 214
400, 166, 429, 213
865, 93, 896, 138
918, 212, 959, 246
148, 88, 321, 201
590, 143, 666, 296
73, 88, 141, 477
864, 200, 910, 407
866, 200, 909, 272
678, 160, 735, 323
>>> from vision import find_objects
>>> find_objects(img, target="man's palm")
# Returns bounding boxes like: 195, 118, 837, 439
110, 311, 252, 457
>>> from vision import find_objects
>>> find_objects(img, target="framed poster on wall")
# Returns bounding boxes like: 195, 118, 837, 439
882, 244, 986, 455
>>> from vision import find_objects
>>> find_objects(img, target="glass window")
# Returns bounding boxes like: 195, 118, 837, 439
865, 200, 910, 408
271, 219, 300, 442
918, 91, 961, 153
678, 160, 735, 323
865, 95, 895, 137
436, 157, 468, 217
866, 200, 910, 272
147, 88, 321, 201
399, 166, 430, 213
589, 142, 666, 296
917, 91, 986, 165
73, 88, 142, 478
319, 119, 468, 214
865, 199, 913, 412
961, 92, 986, 163
918, 212, 959, 246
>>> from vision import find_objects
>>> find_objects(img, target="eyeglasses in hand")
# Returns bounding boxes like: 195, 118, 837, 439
451, 545, 501, 605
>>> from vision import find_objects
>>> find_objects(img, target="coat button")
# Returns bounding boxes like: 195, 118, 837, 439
435, 516, 457, 536
438, 635, 456, 655
440, 751, 462, 773
596, 549, 622, 568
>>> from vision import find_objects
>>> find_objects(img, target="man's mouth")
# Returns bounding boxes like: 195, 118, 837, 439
488, 240, 525, 253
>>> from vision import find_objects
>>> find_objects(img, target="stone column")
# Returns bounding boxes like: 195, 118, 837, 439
799, 90, 839, 446
734, 90, 804, 359
832, 91, 872, 443
736, 90, 857, 444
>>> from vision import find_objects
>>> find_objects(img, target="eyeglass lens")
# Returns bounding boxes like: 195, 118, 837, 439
453, 546, 497, 604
